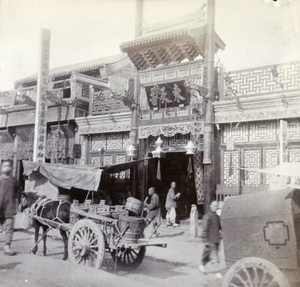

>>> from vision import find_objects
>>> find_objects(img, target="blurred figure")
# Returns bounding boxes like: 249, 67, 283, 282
144, 187, 161, 238
198, 200, 223, 279
165, 181, 181, 227
0, 160, 18, 255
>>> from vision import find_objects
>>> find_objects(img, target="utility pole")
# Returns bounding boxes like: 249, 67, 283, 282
203, 0, 215, 212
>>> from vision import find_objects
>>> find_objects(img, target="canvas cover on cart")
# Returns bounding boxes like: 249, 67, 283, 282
22, 160, 102, 191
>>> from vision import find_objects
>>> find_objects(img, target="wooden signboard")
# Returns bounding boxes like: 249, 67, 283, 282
33, 28, 50, 162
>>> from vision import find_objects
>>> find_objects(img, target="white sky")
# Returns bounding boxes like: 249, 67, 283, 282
0, 0, 299, 91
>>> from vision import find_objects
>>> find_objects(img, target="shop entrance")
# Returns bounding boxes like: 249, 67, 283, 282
147, 152, 197, 219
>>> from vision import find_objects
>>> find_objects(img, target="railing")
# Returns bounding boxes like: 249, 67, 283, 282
216, 184, 270, 201
221, 61, 300, 99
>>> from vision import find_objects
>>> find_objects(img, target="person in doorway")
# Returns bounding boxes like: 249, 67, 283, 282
0, 160, 19, 256
198, 200, 223, 279
144, 187, 161, 238
165, 181, 181, 227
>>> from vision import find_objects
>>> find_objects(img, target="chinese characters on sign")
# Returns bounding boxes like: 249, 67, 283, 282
33, 28, 51, 162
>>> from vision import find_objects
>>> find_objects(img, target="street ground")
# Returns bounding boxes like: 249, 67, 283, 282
0, 218, 225, 287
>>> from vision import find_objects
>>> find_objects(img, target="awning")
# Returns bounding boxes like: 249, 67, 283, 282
22, 160, 102, 191
239, 162, 300, 178
102, 159, 144, 174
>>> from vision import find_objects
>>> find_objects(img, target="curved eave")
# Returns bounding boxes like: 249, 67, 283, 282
120, 25, 225, 53
120, 26, 225, 70
15, 54, 128, 87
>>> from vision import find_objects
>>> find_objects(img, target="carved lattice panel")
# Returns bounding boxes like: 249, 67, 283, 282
91, 156, 100, 167
167, 134, 189, 147
0, 131, 14, 161
265, 148, 279, 184
249, 122, 277, 142
289, 148, 300, 162
244, 149, 261, 185
18, 131, 34, 160
287, 120, 300, 140
224, 151, 239, 185
223, 124, 248, 144
107, 133, 124, 150
103, 155, 113, 166
115, 154, 127, 182
123, 134, 131, 150
92, 135, 107, 151
140, 87, 149, 111
92, 133, 130, 152
91, 90, 128, 114
194, 151, 204, 204
224, 61, 300, 97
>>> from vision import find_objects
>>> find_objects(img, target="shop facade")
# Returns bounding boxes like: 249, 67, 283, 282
214, 61, 300, 200
120, 12, 225, 217
0, 54, 134, 196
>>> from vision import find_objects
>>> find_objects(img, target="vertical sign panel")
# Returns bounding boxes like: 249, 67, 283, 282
33, 28, 51, 162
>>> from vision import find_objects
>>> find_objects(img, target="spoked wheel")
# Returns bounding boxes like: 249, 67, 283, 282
110, 245, 146, 270
222, 257, 290, 287
68, 219, 105, 269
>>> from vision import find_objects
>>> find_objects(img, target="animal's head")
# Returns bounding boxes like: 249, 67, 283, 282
20, 192, 40, 212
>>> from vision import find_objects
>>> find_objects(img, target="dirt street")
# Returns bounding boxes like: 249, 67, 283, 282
0, 227, 223, 287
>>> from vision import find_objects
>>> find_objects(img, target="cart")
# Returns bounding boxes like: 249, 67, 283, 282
220, 186, 300, 287
22, 160, 167, 271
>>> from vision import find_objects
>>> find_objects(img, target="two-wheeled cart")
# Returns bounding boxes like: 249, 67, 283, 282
22, 160, 167, 270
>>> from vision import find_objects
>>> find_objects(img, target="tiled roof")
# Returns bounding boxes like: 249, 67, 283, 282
15, 53, 127, 85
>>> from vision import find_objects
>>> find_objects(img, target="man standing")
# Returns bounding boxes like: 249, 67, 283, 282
198, 200, 222, 279
144, 187, 161, 238
0, 160, 18, 255
165, 181, 181, 227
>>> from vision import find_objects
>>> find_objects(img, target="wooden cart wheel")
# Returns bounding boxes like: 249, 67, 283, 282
110, 245, 146, 270
222, 257, 290, 287
68, 219, 105, 269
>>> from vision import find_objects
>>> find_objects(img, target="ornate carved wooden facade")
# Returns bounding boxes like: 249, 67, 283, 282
0, 54, 133, 173
120, 10, 226, 212
215, 61, 300, 199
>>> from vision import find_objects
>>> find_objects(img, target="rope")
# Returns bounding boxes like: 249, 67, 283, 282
28, 197, 70, 231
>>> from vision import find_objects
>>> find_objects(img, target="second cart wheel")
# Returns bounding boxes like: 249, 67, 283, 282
110, 245, 146, 271
68, 219, 105, 269
222, 257, 290, 287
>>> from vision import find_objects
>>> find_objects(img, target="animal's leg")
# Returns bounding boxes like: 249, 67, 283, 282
32, 225, 39, 254
42, 226, 49, 256
60, 229, 68, 260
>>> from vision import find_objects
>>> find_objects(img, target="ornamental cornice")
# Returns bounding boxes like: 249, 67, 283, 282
2, 106, 75, 128
76, 112, 132, 134
139, 121, 201, 139
214, 92, 300, 123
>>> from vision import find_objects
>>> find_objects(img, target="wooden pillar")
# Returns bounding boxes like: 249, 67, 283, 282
130, 0, 144, 197
33, 28, 51, 163
13, 133, 19, 178
203, 0, 215, 212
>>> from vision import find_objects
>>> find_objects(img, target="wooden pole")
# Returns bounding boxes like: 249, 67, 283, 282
33, 28, 51, 163
203, 0, 215, 213
279, 120, 287, 164
131, 0, 144, 197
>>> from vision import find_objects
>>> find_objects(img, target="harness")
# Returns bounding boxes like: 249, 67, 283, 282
29, 196, 70, 230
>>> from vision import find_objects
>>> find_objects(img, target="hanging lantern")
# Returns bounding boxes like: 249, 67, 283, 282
126, 144, 136, 158
152, 137, 165, 158
185, 141, 196, 155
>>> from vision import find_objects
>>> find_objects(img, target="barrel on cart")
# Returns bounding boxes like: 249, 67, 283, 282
22, 160, 167, 271
220, 187, 300, 287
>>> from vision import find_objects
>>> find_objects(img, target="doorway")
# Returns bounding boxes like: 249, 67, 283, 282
147, 152, 197, 219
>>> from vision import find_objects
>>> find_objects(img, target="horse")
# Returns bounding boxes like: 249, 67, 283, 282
20, 192, 70, 260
